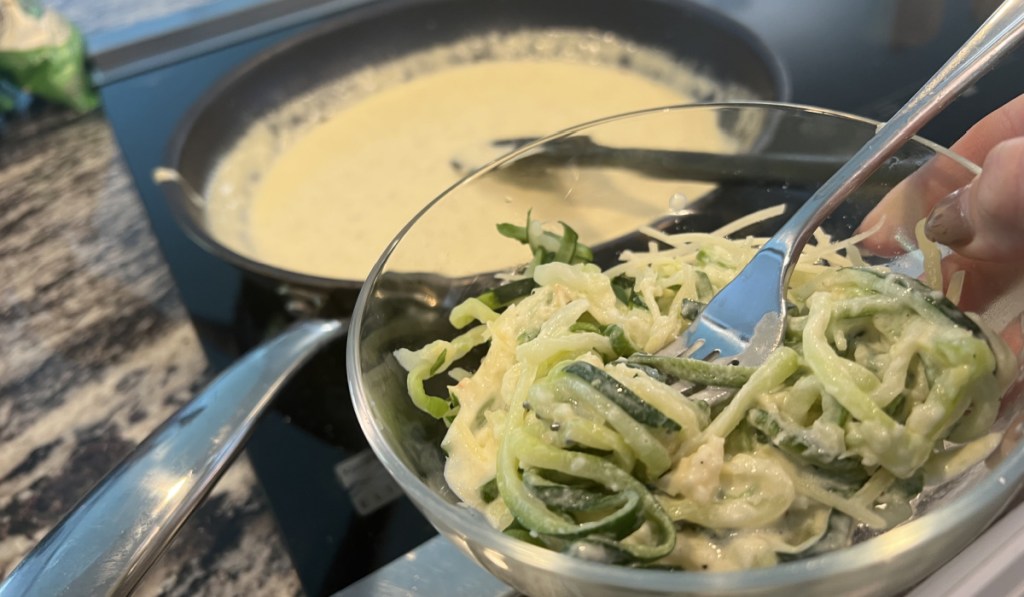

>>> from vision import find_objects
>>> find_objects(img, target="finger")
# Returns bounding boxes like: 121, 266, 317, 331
859, 94, 1024, 255
925, 136, 1024, 261
941, 253, 1022, 315
858, 151, 974, 257
999, 313, 1023, 361
947, 93, 1024, 164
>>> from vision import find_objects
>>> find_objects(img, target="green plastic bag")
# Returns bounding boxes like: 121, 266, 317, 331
0, 0, 98, 113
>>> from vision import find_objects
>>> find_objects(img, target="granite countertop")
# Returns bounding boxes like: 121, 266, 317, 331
0, 2, 303, 595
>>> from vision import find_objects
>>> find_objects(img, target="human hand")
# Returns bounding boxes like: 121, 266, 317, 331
861, 94, 1024, 349
862, 93, 1024, 261
921, 93, 1024, 261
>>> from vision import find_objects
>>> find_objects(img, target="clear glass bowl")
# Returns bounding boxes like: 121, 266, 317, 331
347, 102, 1024, 596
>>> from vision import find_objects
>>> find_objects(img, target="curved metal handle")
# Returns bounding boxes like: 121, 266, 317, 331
768, 0, 1024, 265
0, 319, 347, 597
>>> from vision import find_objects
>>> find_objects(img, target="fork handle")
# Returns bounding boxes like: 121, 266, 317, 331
765, 0, 1024, 269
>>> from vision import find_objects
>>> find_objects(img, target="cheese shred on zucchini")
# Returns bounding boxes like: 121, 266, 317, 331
393, 210, 1015, 572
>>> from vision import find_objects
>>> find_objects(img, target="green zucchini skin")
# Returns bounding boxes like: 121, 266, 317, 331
562, 361, 681, 432
629, 354, 755, 388
829, 268, 983, 337
477, 278, 538, 310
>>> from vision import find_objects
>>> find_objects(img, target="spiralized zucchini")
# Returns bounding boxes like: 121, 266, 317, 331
394, 210, 1016, 571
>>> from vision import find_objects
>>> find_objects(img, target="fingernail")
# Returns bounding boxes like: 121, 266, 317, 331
924, 186, 973, 246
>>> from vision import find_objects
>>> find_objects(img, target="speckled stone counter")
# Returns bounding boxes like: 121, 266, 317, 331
0, 18, 304, 595
0, 110, 304, 597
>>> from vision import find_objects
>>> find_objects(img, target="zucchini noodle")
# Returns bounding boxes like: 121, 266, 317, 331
394, 211, 1015, 571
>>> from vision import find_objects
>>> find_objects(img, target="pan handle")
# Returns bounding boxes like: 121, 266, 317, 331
0, 318, 347, 597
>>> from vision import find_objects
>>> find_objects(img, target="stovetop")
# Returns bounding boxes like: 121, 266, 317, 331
92, 1, 1024, 595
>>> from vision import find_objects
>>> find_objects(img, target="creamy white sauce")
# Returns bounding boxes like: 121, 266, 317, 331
203, 30, 744, 280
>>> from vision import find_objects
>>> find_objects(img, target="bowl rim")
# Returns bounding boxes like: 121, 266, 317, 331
347, 101, 1016, 593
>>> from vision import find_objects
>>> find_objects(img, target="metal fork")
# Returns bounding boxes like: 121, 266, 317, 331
659, 0, 1024, 370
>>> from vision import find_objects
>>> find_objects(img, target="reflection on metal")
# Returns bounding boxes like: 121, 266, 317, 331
0, 319, 346, 597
